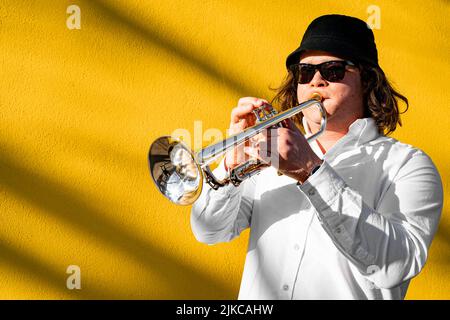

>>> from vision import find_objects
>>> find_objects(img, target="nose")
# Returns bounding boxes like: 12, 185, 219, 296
309, 70, 327, 87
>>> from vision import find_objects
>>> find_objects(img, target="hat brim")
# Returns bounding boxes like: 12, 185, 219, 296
286, 36, 376, 68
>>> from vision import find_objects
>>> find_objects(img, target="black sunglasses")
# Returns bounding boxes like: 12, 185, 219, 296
289, 60, 355, 84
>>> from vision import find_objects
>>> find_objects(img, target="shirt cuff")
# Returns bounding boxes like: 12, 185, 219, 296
206, 158, 240, 196
297, 161, 346, 217
212, 158, 229, 181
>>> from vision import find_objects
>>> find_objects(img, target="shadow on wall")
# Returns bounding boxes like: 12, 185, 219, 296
0, 238, 118, 299
0, 145, 234, 298
84, 0, 264, 98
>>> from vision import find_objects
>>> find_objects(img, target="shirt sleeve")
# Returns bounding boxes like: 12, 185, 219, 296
190, 159, 256, 244
297, 151, 444, 289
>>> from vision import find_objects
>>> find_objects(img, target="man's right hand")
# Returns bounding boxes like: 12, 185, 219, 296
224, 97, 269, 171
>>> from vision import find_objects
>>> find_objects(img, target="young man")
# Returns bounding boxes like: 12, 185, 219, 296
190, 14, 443, 299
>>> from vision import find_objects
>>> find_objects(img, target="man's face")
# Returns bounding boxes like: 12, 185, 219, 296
296, 50, 364, 130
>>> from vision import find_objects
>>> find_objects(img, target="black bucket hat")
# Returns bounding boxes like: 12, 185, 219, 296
286, 14, 379, 68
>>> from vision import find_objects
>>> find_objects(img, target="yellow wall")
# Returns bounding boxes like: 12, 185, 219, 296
1, 0, 449, 299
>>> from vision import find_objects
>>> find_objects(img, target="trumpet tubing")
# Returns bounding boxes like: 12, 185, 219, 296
148, 94, 326, 205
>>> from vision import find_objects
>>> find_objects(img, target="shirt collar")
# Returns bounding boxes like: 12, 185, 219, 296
302, 117, 381, 159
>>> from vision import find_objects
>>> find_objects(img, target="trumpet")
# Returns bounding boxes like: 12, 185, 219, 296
148, 93, 326, 205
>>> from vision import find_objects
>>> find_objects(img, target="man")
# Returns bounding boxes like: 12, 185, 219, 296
190, 14, 443, 299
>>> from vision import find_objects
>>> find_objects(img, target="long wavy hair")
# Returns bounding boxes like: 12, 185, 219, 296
270, 62, 409, 135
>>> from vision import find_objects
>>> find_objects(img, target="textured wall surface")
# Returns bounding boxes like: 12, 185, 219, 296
0, 0, 449, 299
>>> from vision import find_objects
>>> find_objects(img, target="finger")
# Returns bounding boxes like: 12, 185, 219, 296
231, 98, 269, 123
250, 130, 267, 142
243, 146, 260, 161
231, 104, 257, 124
244, 146, 271, 165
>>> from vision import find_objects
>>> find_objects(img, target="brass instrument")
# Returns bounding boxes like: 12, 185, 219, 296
148, 93, 326, 205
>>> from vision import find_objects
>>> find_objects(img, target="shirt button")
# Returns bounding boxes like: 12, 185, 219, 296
308, 189, 315, 196
294, 244, 300, 251
336, 227, 342, 234
283, 284, 289, 291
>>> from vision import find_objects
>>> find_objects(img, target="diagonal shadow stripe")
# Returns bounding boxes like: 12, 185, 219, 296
0, 238, 121, 299
0, 146, 235, 299
84, 0, 265, 98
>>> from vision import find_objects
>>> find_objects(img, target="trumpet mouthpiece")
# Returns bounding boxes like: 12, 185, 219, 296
311, 93, 322, 101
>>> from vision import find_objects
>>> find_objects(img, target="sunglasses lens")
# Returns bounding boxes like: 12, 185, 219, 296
321, 62, 346, 82
298, 65, 315, 84
291, 61, 350, 84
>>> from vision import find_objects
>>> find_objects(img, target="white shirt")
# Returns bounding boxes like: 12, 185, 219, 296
190, 118, 443, 300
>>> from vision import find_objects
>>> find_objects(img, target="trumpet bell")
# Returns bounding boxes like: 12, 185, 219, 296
148, 136, 203, 205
